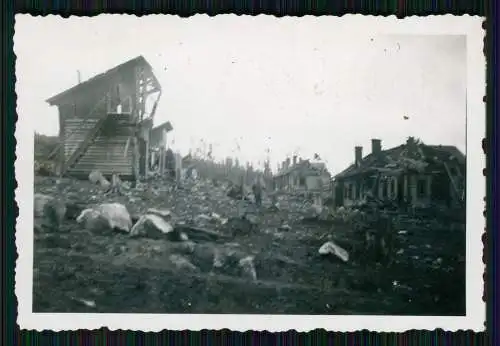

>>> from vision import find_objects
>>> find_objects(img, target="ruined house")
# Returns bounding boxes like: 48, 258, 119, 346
333, 137, 466, 208
273, 156, 332, 193
46, 56, 164, 180
148, 120, 174, 172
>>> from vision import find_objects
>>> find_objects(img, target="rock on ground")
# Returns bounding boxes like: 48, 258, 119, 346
319, 241, 349, 263
34, 193, 66, 227
169, 254, 199, 272
76, 203, 132, 233
239, 256, 257, 281
130, 214, 175, 239
146, 208, 175, 222
89, 170, 110, 190
76, 208, 114, 233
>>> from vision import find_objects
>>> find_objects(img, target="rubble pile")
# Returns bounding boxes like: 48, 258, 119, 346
33, 173, 465, 315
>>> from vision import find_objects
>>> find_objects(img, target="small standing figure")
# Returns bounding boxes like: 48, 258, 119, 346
165, 148, 176, 180
252, 177, 263, 207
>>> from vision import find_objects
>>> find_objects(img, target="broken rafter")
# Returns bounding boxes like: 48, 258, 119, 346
143, 87, 161, 96
443, 161, 464, 204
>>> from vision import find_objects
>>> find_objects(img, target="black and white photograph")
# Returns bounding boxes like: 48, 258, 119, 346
15, 14, 485, 331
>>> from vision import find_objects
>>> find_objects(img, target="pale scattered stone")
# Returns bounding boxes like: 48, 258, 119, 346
318, 241, 349, 262
88, 170, 110, 187
76, 203, 132, 233
147, 208, 174, 221
130, 214, 174, 238
77, 298, 96, 308
279, 223, 292, 231
89, 170, 102, 184
97, 203, 132, 232
239, 256, 257, 281
195, 213, 212, 224
212, 249, 225, 269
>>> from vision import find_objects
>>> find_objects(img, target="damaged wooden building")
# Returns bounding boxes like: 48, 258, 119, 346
46, 56, 172, 180
273, 156, 332, 193
333, 137, 465, 208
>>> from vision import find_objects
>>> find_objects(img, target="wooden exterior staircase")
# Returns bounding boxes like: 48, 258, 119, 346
60, 115, 110, 176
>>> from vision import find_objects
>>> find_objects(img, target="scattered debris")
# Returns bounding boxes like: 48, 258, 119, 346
169, 254, 199, 272
146, 208, 175, 221
239, 256, 257, 281
278, 223, 292, 231
33, 171, 466, 315
88, 170, 110, 189
34, 193, 66, 227
73, 297, 97, 308
318, 241, 349, 263
130, 214, 175, 239
108, 173, 124, 194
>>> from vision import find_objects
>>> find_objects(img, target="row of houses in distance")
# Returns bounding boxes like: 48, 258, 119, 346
272, 156, 331, 194
272, 137, 465, 209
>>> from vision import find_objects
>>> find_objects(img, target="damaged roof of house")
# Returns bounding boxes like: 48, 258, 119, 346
334, 143, 466, 180
46, 55, 158, 105
275, 160, 330, 178
150, 121, 174, 146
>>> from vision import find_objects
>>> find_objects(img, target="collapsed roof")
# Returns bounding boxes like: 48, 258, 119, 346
335, 138, 465, 180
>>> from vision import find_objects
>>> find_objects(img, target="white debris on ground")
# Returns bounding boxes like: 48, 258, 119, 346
130, 214, 175, 238
76, 202, 132, 233
318, 241, 349, 263
238, 256, 257, 281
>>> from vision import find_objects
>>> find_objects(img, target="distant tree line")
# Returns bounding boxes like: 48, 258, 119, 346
34, 132, 59, 160
185, 154, 273, 186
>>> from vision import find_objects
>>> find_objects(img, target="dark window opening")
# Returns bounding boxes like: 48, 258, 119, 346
417, 178, 427, 197
390, 179, 396, 195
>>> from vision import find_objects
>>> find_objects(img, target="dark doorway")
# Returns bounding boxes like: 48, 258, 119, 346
432, 173, 451, 206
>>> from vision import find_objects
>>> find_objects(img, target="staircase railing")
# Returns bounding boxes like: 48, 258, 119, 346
47, 95, 109, 161
61, 115, 109, 175
58, 95, 110, 176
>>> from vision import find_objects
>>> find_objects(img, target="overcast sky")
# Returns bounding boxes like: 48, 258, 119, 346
15, 15, 466, 174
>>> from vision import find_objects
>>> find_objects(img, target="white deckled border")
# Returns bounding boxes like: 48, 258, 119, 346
14, 14, 485, 332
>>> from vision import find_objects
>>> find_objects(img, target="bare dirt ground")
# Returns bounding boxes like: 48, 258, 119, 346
33, 176, 465, 315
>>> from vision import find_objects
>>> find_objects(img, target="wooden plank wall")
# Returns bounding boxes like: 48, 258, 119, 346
63, 118, 100, 159
59, 69, 142, 180
68, 114, 135, 179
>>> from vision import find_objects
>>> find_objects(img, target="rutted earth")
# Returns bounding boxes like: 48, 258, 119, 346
33, 176, 465, 315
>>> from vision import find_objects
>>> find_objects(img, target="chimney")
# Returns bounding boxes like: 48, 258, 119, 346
286, 157, 291, 169
355, 146, 363, 166
293, 155, 297, 165
371, 139, 382, 155
282, 160, 286, 171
